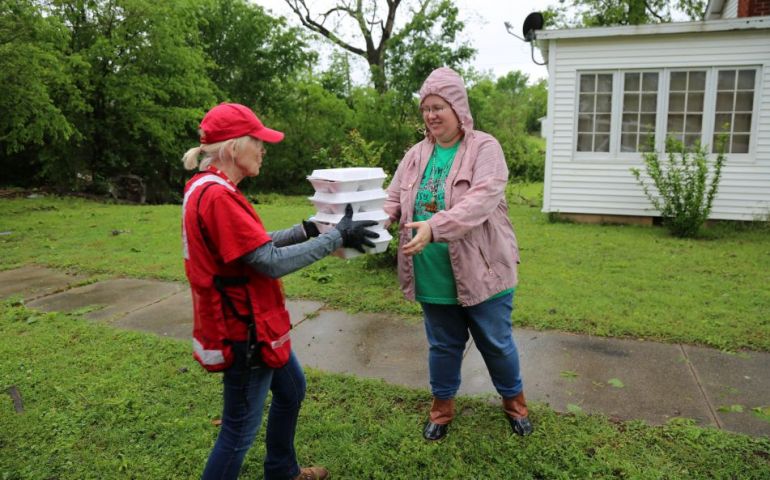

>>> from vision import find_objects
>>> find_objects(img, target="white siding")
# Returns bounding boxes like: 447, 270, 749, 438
543, 28, 770, 221
724, 0, 739, 18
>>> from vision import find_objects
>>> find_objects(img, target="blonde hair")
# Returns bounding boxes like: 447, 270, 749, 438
182, 135, 257, 171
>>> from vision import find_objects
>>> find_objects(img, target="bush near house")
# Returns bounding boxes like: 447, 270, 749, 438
631, 136, 727, 238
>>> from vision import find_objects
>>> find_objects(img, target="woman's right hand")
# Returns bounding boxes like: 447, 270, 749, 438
402, 221, 433, 256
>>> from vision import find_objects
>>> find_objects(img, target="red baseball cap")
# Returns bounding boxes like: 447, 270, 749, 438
199, 103, 284, 144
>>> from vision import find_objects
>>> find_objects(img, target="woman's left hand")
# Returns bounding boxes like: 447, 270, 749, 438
402, 221, 433, 256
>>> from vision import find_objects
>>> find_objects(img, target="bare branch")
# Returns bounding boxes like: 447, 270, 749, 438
644, 0, 667, 21
283, 0, 366, 56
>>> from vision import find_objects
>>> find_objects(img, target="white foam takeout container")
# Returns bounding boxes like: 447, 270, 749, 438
308, 189, 386, 214
311, 222, 392, 258
307, 167, 387, 194
309, 210, 390, 230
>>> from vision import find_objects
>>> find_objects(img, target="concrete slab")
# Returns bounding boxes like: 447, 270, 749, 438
26, 278, 184, 322
287, 300, 325, 326
111, 293, 324, 341
459, 329, 716, 427
683, 345, 770, 436
0, 266, 88, 301
114, 289, 192, 339
291, 309, 429, 389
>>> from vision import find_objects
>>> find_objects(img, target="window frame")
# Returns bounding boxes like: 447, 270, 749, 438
572, 66, 761, 163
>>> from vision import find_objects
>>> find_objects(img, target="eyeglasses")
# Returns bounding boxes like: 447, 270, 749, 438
420, 105, 449, 115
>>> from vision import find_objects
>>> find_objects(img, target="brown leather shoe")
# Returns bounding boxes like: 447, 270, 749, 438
423, 398, 455, 441
293, 466, 330, 480
502, 392, 533, 436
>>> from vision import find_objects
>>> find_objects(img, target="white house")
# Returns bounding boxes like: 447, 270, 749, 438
535, 0, 770, 223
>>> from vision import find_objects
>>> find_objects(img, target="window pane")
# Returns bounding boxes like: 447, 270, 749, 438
738, 70, 756, 90
625, 73, 640, 91
733, 113, 752, 132
735, 92, 754, 111
577, 133, 593, 151
668, 114, 684, 132
596, 94, 612, 112
624, 94, 639, 111
621, 134, 636, 152
622, 113, 638, 132
688, 93, 704, 112
639, 114, 656, 131
641, 93, 657, 112
732, 135, 749, 153
669, 93, 685, 111
576, 73, 614, 152
684, 134, 700, 148
714, 114, 732, 133
642, 72, 658, 91
670, 72, 687, 90
595, 134, 610, 152
595, 114, 611, 133
597, 74, 613, 92
580, 75, 595, 92
578, 114, 593, 132
638, 134, 653, 151
689, 71, 706, 90
712, 135, 726, 153
685, 115, 702, 133
718, 70, 736, 90
579, 94, 595, 113
716, 92, 734, 112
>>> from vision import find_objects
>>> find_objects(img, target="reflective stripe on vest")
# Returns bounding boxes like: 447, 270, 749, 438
182, 174, 235, 259
192, 337, 226, 366
270, 331, 291, 349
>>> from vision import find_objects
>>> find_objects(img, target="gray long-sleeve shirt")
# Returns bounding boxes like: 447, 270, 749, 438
240, 224, 343, 279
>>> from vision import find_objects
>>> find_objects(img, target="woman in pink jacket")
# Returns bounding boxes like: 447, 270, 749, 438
384, 67, 533, 440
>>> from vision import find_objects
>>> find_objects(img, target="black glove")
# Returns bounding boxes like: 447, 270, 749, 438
335, 204, 380, 253
302, 220, 320, 238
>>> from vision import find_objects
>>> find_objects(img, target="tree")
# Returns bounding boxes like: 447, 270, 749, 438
0, 1, 86, 186
467, 71, 547, 181
385, 0, 474, 97
546, 0, 707, 28
199, 0, 314, 111
283, 0, 474, 93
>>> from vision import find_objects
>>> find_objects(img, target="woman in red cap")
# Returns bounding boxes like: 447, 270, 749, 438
181, 103, 378, 480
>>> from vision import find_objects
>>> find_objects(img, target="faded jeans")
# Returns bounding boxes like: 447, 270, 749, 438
422, 292, 524, 399
202, 344, 305, 480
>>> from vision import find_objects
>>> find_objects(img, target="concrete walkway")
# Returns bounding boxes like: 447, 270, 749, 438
2, 266, 768, 437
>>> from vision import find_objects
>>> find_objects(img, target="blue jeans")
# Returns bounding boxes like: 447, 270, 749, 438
202, 344, 306, 480
422, 292, 523, 399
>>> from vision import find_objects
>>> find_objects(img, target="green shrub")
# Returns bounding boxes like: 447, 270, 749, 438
631, 137, 726, 238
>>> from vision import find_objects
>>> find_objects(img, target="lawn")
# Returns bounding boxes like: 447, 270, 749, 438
1, 186, 768, 351
1, 302, 768, 479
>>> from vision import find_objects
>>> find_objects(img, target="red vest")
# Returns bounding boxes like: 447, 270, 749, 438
182, 171, 290, 371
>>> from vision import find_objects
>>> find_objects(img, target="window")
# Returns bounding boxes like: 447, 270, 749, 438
574, 67, 758, 157
577, 73, 612, 152
713, 69, 755, 153
622, 72, 658, 152
667, 70, 706, 149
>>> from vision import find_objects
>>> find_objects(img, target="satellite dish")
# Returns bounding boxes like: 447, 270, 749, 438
522, 12, 544, 42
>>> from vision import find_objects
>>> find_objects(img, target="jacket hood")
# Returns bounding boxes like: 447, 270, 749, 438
419, 67, 474, 141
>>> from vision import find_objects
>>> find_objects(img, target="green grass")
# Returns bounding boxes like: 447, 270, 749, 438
1, 302, 768, 479
1, 188, 769, 351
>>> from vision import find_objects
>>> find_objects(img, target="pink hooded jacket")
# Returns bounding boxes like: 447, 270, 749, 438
384, 67, 520, 306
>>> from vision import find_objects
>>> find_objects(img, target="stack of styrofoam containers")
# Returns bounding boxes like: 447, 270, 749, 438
307, 167, 392, 258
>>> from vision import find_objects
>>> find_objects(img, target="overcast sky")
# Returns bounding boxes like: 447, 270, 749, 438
253, 0, 563, 84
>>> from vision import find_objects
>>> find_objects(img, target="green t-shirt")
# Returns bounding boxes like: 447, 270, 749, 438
413, 142, 460, 304
413, 141, 515, 305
